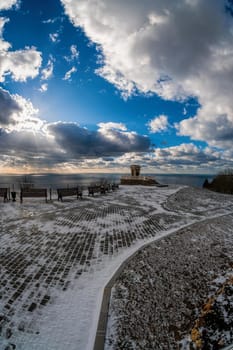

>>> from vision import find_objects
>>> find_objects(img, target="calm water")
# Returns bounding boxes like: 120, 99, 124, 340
0, 173, 214, 191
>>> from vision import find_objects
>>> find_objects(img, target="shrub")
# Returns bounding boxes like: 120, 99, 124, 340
203, 169, 233, 194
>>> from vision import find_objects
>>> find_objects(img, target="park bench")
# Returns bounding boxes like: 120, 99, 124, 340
103, 183, 112, 192
88, 185, 106, 196
88, 183, 119, 196
57, 187, 82, 201
111, 183, 119, 191
20, 188, 47, 203
100, 182, 119, 193
0, 188, 9, 202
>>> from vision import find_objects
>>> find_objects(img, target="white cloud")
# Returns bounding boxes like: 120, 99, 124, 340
0, 17, 42, 82
69, 44, 79, 60
70, 45, 79, 58
0, 86, 22, 126
177, 102, 233, 149
98, 122, 127, 132
0, 17, 11, 51
96, 122, 150, 150
149, 143, 225, 172
115, 143, 226, 173
48, 121, 150, 157
0, 87, 47, 134
49, 32, 59, 43
6, 94, 43, 132
0, 48, 42, 82
1, 87, 232, 173
63, 66, 77, 80
64, 45, 80, 62
0, 0, 18, 11
0, 16, 8, 34
41, 59, 54, 80
39, 83, 48, 93
43, 18, 57, 24
147, 115, 169, 133
61, 0, 233, 151
0, 88, 64, 171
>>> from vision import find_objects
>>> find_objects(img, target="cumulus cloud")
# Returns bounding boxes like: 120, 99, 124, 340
97, 122, 127, 132
61, 0, 224, 98
67, 143, 233, 173
2, 84, 229, 173
0, 85, 151, 171
0, 127, 66, 171
0, 0, 18, 11
61, 0, 233, 150
0, 129, 52, 156
1, 102, 232, 173
0, 118, 150, 172
115, 143, 226, 173
0, 48, 42, 82
0, 87, 44, 132
0, 87, 22, 126
177, 104, 233, 149
0, 91, 65, 170
147, 115, 169, 133
152, 143, 219, 166
0, 17, 42, 82
48, 121, 150, 157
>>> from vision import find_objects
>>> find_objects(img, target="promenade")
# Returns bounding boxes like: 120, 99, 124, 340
0, 185, 233, 349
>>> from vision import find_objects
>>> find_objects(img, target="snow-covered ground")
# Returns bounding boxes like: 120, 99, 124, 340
0, 185, 233, 350
105, 188, 233, 350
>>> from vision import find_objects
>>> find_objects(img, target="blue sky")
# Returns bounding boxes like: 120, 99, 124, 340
0, 0, 233, 174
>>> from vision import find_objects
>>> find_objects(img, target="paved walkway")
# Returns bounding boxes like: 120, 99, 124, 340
104, 213, 233, 349
0, 186, 233, 349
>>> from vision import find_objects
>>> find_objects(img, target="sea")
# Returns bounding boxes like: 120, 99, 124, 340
0, 173, 214, 191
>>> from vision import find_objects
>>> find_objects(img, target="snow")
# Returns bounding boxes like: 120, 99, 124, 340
104, 188, 233, 350
0, 185, 233, 350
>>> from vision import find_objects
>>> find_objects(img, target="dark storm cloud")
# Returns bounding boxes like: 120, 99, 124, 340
48, 122, 150, 157
0, 121, 150, 170
0, 87, 22, 126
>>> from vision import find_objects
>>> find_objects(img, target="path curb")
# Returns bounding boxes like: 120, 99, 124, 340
93, 231, 179, 349
93, 247, 143, 350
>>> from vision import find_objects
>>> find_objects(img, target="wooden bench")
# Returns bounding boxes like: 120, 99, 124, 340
0, 188, 8, 202
88, 183, 118, 196
20, 188, 47, 203
57, 187, 82, 201
111, 183, 119, 191
88, 185, 106, 196
103, 183, 111, 192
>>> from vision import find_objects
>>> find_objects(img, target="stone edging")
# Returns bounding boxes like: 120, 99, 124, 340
93, 228, 185, 350
93, 246, 143, 350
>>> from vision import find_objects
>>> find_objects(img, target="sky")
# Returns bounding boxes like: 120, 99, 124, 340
0, 0, 233, 174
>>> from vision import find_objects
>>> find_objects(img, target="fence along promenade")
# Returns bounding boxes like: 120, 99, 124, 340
0, 181, 119, 202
